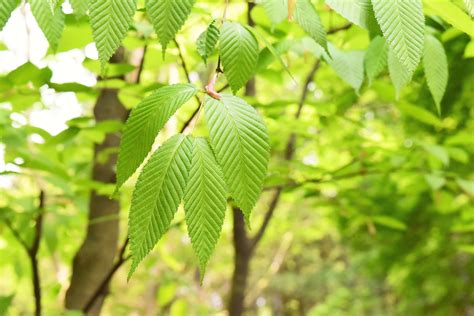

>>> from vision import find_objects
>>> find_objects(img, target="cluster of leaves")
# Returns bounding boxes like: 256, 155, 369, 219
1, 0, 473, 278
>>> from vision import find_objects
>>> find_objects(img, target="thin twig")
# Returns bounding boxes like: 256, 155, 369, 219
82, 237, 130, 314
81, 220, 185, 313
4, 191, 45, 316
135, 45, 148, 84
31, 191, 44, 316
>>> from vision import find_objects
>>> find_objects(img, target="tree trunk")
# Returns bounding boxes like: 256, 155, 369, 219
228, 207, 252, 316
65, 52, 128, 315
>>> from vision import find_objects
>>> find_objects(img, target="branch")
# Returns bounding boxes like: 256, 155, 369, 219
327, 23, 352, 34
83, 237, 130, 314
31, 191, 44, 316
250, 59, 320, 252
134, 45, 148, 84
2, 218, 29, 251
2, 191, 44, 316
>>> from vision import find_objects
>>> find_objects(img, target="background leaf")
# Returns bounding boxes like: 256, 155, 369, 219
423, 35, 448, 115
388, 48, 411, 98
116, 84, 198, 190
294, 0, 327, 50
261, 0, 288, 28
196, 20, 219, 64
89, 0, 136, 70
326, 44, 365, 93
325, 0, 373, 28
128, 134, 193, 278
204, 94, 270, 221
30, 0, 65, 49
423, 0, 474, 37
364, 35, 388, 85
184, 137, 227, 279
220, 21, 259, 93
147, 0, 195, 54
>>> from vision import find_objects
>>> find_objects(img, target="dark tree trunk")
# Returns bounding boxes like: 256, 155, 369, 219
228, 207, 252, 316
65, 52, 128, 315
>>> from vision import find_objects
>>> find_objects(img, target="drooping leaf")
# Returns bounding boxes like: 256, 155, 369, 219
326, 44, 365, 93
184, 137, 227, 279
70, 0, 88, 16
423, 35, 448, 115
88, 0, 136, 70
388, 48, 411, 98
204, 94, 270, 221
371, 0, 424, 74
30, 0, 65, 49
293, 0, 327, 50
196, 20, 219, 64
0, 0, 19, 31
325, 0, 373, 29
128, 134, 193, 278
261, 0, 288, 28
364, 35, 388, 85
220, 21, 259, 93
116, 84, 198, 191
147, 0, 195, 54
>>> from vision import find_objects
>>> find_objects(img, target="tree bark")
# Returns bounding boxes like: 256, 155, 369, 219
65, 52, 128, 315
228, 207, 252, 316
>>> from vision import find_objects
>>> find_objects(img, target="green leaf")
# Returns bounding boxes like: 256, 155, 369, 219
30, 0, 65, 50
128, 134, 193, 278
220, 21, 259, 93
423, 35, 448, 115
261, 0, 288, 28
424, 174, 446, 190
456, 178, 474, 195
423, 0, 474, 37
397, 102, 443, 127
244, 24, 295, 83
364, 35, 388, 85
147, 0, 195, 54
388, 48, 411, 98
184, 137, 227, 279
326, 43, 365, 93
116, 84, 198, 191
204, 94, 270, 221
0, 0, 19, 31
372, 0, 424, 74
89, 0, 136, 70
7, 62, 52, 87
372, 215, 407, 231
70, 0, 88, 16
294, 0, 327, 50
196, 20, 219, 64
325, 0, 373, 28
465, 0, 474, 17
421, 143, 450, 166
